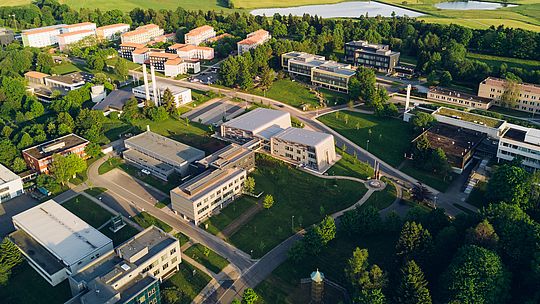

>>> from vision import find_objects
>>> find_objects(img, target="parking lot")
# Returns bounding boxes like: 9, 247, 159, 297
191, 69, 219, 85
182, 98, 247, 126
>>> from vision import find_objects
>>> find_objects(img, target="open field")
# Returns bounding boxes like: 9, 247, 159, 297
318, 111, 415, 167
400, 161, 453, 192
233, 0, 345, 9
250, 78, 320, 109
466, 52, 540, 70
184, 243, 230, 273
229, 156, 366, 258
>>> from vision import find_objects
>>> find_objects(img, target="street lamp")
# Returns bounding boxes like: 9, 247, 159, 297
291, 215, 295, 232
434, 195, 438, 209
366, 139, 370, 152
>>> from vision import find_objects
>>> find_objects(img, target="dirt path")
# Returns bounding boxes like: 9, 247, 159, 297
218, 202, 263, 239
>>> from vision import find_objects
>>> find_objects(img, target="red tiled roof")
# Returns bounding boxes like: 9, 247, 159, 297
186, 25, 214, 37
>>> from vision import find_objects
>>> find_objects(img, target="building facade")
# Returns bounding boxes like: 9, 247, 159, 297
428, 87, 492, 110
123, 130, 205, 180
147, 52, 201, 76
237, 29, 271, 55
11, 200, 113, 286
497, 124, 540, 170
119, 42, 146, 61
0, 164, 23, 203
478, 77, 540, 114
167, 44, 215, 60
22, 25, 65, 47
57, 29, 96, 51
22, 133, 89, 173
96, 23, 130, 40
344, 40, 400, 73
132, 82, 192, 106
184, 25, 216, 45
44, 71, 94, 91
121, 24, 164, 44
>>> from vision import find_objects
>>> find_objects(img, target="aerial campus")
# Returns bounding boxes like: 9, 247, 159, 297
0, 0, 539, 304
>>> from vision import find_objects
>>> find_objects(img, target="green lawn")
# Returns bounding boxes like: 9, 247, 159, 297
400, 161, 453, 192
229, 156, 366, 258
84, 187, 107, 197
319, 88, 350, 106
203, 196, 258, 235
467, 181, 488, 209
184, 243, 230, 274
161, 261, 212, 304
131, 117, 226, 154
51, 62, 81, 75
255, 231, 398, 303
105, 57, 140, 70
361, 181, 397, 211
119, 163, 178, 193
102, 120, 133, 142
250, 79, 320, 110
466, 52, 540, 71
176, 232, 190, 246
318, 111, 415, 167
133, 211, 173, 233
99, 157, 123, 175
62, 195, 112, 228
0, 263, 71, 304
328, 148, 374, 180
100, 224, 140, 246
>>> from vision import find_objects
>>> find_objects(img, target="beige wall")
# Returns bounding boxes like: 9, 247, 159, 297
479, 82, 540, 113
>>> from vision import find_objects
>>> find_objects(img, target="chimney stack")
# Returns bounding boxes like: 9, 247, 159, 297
142, 64, 150, 101
150, 65, 159, 107
405, 84, 412, 110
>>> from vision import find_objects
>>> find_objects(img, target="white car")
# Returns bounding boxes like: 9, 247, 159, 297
141, 169, 151, 175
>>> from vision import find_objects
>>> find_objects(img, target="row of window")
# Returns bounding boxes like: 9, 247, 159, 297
501, 142, 540, 156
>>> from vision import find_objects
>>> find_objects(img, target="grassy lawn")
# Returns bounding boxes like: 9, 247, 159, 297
466, 52, 540, 71
318, 111, 415, 167
133, 211, 173, 233
361, 181, 397, 211
203, 196, 258, 235
102, 120, 133, 142
467, 181, 487, 209
176, 232, 190, 246
328, 148, 374, 180
162, 261, 212, 304
400, 161, 453, 192
250, 79, 320, 110
100, 224, 140, 246
0, 262, 71, 304
62, 195, 112, 228
131, 117, 226, 154
229, 156, 366, 258
105, 57, 140, 70
119, 163, 178, 193
184, 243, 230, 274
84, 187, 107, 197
319, 88, 350, 106
98, 157, 123, 175
255, 231, 398, 303
51, 62, 81, 75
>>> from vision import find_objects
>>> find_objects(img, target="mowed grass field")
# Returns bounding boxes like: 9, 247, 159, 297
3, 0, 234, 11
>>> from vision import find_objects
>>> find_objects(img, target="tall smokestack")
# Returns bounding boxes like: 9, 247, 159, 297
150, 65, 159, 106
142, 64, 150, 101
405, 84, 412, 110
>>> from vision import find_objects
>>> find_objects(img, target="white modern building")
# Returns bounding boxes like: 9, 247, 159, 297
68, 226, 181, 304
123, 130, 205, 180
10, 200, 114, 286
237, 29, 271, 55
21, 24, 65, 47
96, 23, 130, 40
132, 82, 192, 106
184, 25, 216, 46
57, 29, 96, 51
168, 43, 214, 60
0, 164, 23, 203
497, 124, 540, 170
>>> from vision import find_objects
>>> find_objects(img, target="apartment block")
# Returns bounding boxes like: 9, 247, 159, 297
497, 124, 540, 170
96, 23, 130, 40
68, 226, 181, 304
184, 25, 216, 46
119, 42, 147, 62
132, 82, 192, 106
0, 164, 23, 203
22, 133, 89, 173
123, 130, 205, 180
344, 40, 400, 73
10, 200, 113, 286
282, 51, 356, 92
428, 87, 492, 110
237, 29, 271, 55
120, 24, 164, 44
167, 43, 215, 60
57, 29, 96, 51
61, 22, 96, 33
22, 25, 65, 47
478, 77, 540, 114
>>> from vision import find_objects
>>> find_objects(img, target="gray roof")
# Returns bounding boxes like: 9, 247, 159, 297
222, 108, 291, 135
172, 167, 244, 200
116, 226, 177, 266
0, 163, 20, 184
46, 71, 93, 85
124, 131, 204, 167
273, 127, 333, 147
22, 133, 88, 160
93, 89, 134, 111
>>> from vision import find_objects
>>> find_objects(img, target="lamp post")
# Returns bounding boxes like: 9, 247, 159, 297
291, 215, 295, 232
366, 139, 370, 152
434, 195, 438, 209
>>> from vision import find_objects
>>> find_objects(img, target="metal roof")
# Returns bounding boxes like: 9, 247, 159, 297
273, 127, 333, 147
0, 163, 20, 185
222, 108, 291, 135
12, 200, 112, 266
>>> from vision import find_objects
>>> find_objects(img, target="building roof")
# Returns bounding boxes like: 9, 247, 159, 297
132, 82, 190, 96
93, 89, 134, 111
97, 23, 130, 31
124, 131, 204, 167
120, 42, 146, 48
132, 47, 149, 54
22, 25, 64, 35
429, 86, 492, 104
137, 24, 159, 31
196, 143, 253, 170
172, 167, 244, 200
222, 108, 291, 135
186, 25, 214, 37
22, 133, 89, 160
481, 77, 540, 95
57, 29, 95, 38
273, 127, 333, 147
117, 226, 177, 265
435, 107, 504, 128
62, 22, 95, 29
12, 200, 112, 266
168, 43, 187, 50
46, 71, 94, 85
208, 33, 232, 42
502, 123, 540, 147
238, 29, 269, 45
0, 163, 20, 185
316, 61, 356, 77
25, 71, 50, 79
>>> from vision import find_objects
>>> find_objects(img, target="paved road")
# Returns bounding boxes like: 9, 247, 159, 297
86, 156, 254, 272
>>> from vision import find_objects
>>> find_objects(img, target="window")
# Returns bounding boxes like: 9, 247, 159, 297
153, 269, 160, 276
138, 295, 146, 303
163, 263, 169, 270
148, 288, 156, 297
161, 254, 168, 261
171, 256, 178, 264
170, 248, 177, 255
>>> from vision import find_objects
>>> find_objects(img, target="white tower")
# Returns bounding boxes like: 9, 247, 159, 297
405, 84, 412, 110
150, 65, 159, 106
142, 64, 150, 101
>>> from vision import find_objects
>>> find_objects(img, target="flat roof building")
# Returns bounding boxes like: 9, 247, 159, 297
120, 24, 164, 45
57, 29, 96, 51
498, 124, 540, 170
45, 71, 94, 91
93, 89, 135, 114
10, 200, 113, 286
68, 226, 181, 304
184, 25, 216, 46
0, 164, 23, 203
478, 77, 540, 114
22, 133, 89, 173
123, 130, 205, 180
132, 82, 192, 106
428, 86, 492, 110
237, 29, 271, 55
344, 40, 400, 73
220, 108, 292, 143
